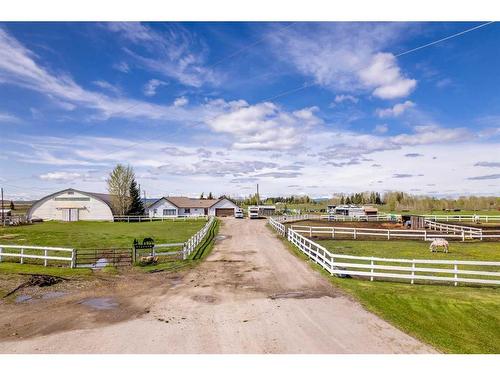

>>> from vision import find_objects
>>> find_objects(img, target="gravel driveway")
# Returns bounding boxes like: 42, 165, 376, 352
0, 218, 435, 353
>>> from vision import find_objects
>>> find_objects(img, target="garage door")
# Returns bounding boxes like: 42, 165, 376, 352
215, 208, 234, 217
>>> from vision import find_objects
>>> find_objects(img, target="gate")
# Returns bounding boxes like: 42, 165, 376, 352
75, 248, 133, 268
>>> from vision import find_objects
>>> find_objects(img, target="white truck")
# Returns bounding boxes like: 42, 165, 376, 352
248, 206, 260, 219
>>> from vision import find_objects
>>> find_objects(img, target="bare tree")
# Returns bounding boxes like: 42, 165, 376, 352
107, 164, 134, 215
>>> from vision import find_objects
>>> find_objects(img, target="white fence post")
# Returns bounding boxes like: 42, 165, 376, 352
411, 261, 415, 284
44, 249, 48, 267
20, 248, 24, 264
454, 263, 458, 286
0, 246, 2, 262
370, 259, 374, 281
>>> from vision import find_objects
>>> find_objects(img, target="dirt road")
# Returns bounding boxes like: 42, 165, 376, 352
0, 219, 435, 353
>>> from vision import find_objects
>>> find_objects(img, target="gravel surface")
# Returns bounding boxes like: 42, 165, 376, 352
0, 218, 435, 353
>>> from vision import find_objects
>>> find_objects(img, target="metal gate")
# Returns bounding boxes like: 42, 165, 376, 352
75, 248, 133, 268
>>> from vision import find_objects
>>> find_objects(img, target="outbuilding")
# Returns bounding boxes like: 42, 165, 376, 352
148, 196, 240, 218
27, 188, 115, 222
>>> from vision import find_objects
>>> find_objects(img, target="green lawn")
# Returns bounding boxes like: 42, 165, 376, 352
0, 220, 205, 249
318, 239, 500, 262
274, 231, 500, 353
331, 278, 500, 353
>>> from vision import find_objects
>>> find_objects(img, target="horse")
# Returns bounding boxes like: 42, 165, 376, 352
429, 238, 449, 253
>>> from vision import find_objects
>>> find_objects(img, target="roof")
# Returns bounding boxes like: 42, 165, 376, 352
27, 188, 116, 218
164, 196, 220, 209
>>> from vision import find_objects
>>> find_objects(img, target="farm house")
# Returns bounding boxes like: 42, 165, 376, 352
27, 188, 115, 222
148, 196, 240, 217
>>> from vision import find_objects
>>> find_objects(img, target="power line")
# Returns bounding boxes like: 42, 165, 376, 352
395, 21, 495, 57
260, 21, 496, 103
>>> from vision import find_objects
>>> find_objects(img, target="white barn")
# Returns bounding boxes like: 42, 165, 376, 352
27, 188, 115, 222
148, 196, 240, 217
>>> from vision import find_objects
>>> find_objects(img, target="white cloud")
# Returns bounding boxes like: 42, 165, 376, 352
0, 111, 20, 123
143, 79, 167, 97
334, 94, 358, 104
359, 53, 416, 99
205, 101, 321, 150
174, 96, 189, 107
374, 124, 389, 134
268, 23, 416, 100
39, 171, 83, 181
92, 80, 121, 95
390, 125, 471, 146
107, 22, 219, 88
376, 100, 415, 118
0, 28, 209, 122
113, 61, 130, 73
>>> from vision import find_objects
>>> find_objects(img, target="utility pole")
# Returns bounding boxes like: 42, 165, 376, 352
1, 187, 4, 227
256, 183, 260, 205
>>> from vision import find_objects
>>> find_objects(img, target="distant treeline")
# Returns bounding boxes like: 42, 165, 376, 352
236, 191, 499, 212
378, 191, 500, 212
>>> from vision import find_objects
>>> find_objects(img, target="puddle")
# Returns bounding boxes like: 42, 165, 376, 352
42, 291, 68, 300
268, 291, 326, 300
92, 258, 109, 269
80, 297, 118, 310
15, 295, 33, 303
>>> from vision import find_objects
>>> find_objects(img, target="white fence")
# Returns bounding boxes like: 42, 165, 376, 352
269, 217, 500, 287
425, 220, 483, 239
182, 216, 216, 259
424, 214, 500, 223
114, 215, 208, 222
320, 214, 400, 222
0, 245, 75, 267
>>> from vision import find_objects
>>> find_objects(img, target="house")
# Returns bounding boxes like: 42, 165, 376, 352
148, 196, 240, 217
27, 188, 115, 222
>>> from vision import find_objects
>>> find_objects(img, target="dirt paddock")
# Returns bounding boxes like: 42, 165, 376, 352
0, 218, 435, 354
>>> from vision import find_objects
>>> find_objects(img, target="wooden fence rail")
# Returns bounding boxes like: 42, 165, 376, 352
0, 244, 75, 267
269, 217, 500, 287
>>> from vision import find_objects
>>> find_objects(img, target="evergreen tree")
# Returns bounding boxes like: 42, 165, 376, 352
127, 179, 145, 215
10, 201, 15, 210
207, 192, 214, 200
200, 192, 204, 199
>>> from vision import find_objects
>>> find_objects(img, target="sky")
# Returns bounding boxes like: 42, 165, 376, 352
0, 21, 499, 200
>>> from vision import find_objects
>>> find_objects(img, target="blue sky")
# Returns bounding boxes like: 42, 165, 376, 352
0, 22, 499, 200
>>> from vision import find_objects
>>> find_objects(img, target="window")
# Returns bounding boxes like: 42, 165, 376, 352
163, 209, 176, 216
153, 209, 157, 214
184, 208, 191, 214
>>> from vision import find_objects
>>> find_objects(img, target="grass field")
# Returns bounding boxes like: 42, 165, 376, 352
274, 229, 500, 353
0, 220, 206, 249
318, 239, 500, 262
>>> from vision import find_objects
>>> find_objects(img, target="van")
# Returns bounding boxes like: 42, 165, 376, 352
234, 208, 244, 218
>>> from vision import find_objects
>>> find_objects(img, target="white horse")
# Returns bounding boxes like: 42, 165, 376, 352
429, 238, 449, 253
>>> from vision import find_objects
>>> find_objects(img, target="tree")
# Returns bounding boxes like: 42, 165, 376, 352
107, 164, 134, 215
207, 192, 214, 200
200, 192, 204, 199
127, 179, 145, 215
9, 201, 14, 210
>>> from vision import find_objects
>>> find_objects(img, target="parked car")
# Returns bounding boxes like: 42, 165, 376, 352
234, 208, 244, 218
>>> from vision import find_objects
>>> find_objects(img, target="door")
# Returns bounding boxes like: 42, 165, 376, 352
62, 209, 70, 222
70, 208, 79, 221
215, 208, 234, 217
